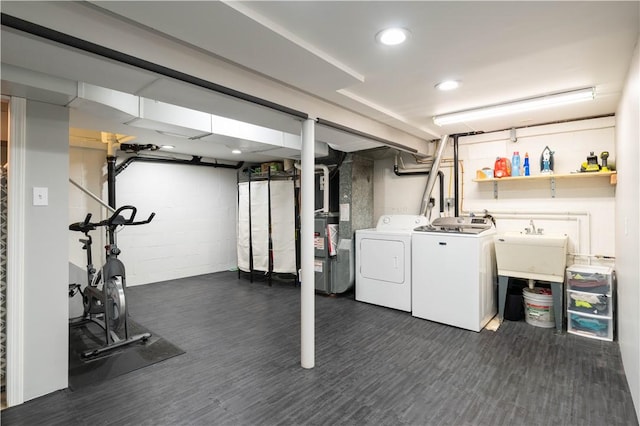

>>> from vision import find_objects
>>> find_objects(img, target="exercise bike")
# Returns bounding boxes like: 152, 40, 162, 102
69, 205, 155, 358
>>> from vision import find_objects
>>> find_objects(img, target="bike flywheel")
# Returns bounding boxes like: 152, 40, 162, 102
105, 276, 126, 332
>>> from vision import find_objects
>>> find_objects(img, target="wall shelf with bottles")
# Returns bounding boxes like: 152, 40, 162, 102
473, 171, 617, 199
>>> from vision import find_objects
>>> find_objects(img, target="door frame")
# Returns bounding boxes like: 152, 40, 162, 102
6, 95, 26, 407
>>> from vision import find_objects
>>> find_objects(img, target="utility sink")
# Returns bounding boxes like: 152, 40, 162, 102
494, 231, 568, 282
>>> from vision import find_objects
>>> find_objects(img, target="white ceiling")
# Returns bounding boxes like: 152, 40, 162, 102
1, 1, 638, 162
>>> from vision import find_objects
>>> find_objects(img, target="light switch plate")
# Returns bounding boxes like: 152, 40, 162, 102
33, 187, 48, 206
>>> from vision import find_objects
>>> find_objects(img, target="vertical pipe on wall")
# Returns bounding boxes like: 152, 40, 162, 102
301, 118, 315, 369
453, 135, 460, 217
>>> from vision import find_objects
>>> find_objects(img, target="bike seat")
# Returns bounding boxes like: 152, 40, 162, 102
69, 222, 96, 233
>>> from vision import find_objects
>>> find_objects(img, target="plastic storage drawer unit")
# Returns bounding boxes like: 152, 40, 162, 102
566, 264, 615, 342
568, 312, 613, 341
567, 291, 610, 316
566, 265, 613, 294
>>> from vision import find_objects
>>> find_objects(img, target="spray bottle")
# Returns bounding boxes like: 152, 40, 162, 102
523, 153, 530, 176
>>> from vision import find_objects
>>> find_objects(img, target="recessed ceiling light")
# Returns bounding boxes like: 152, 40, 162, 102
161, 145, 175, 149
232, 149, 242, 154
436, 80, 460, 91
376, 28, 409, 46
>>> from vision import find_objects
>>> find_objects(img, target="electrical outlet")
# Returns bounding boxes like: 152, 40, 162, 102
625, 217, 629, 236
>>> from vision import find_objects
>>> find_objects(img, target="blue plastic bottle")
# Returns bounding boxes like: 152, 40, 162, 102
523, 153, 530, 176
512, 151, 521, 176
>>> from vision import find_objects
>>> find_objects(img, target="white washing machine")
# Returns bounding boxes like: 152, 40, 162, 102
411, 217, 497, 332
355, 214, 429, 312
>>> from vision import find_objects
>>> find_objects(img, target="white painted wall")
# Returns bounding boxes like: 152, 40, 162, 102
374, 117, 616, 258
23, 100, 69, 401
68, 144, 108, 317
616, 35, 640, 420
68, 144, 109, 258
69, 148, 239, 287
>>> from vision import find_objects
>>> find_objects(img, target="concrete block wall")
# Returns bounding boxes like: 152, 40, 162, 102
68, 148, 239, 287
115, 161, 238, 286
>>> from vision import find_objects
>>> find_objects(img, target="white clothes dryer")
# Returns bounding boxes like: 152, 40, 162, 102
355, 215, 429, 312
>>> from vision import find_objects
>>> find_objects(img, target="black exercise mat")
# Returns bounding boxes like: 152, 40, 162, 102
68, 319, 184, 390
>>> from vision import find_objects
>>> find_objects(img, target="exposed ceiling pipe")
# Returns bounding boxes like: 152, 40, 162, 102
420, 135, 449, 216
120, 143, 160, 153
115, 155, 244, 176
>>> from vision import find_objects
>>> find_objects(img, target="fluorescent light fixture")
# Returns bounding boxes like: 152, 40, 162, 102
376, 28, 409, 46
161, 145, 175, 149
433, 87, 595, 126
435, 80, 460, 91
232, 149, 242, 154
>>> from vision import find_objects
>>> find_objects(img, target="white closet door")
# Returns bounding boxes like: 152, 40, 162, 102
270, 180, 296, 273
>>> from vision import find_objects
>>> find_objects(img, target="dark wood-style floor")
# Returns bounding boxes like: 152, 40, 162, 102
2, 271, 637, 425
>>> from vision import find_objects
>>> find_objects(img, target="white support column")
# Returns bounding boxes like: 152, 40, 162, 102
301, 118, 315, 369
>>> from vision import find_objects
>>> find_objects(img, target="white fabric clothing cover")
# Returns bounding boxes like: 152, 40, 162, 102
269, 180, 296, 273
237, 180, 296, 273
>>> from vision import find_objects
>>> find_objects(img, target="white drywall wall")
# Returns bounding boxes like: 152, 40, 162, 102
616, 35, 640, 420
23, 100, 69, 401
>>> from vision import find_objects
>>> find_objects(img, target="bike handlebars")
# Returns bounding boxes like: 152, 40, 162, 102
69, 206, 155, 233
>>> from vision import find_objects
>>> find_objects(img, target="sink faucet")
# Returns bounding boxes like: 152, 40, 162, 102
525, 219, 544, 235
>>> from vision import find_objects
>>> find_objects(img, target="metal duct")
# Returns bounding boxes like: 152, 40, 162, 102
420, 135, 449, 216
